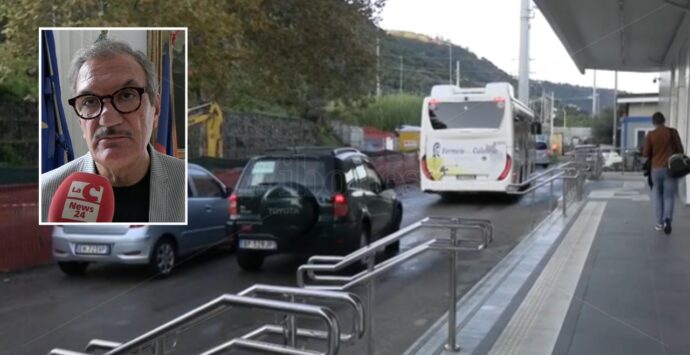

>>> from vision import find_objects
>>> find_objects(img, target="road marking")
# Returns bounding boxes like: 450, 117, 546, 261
623, 181, 645, 189
2, 203, 37, 208
589, 188, 650, 201
489, 201, 606, 355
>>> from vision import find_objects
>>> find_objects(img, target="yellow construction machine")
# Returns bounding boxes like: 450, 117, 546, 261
188, 102, 223, 158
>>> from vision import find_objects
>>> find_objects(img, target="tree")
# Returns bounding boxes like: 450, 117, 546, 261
0, 0, 386, 117
0, 0, 261, 104
591, 108, 614, 144
240, 0, 384, 121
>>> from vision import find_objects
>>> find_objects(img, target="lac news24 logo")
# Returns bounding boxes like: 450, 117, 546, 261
63, 180, 106, 222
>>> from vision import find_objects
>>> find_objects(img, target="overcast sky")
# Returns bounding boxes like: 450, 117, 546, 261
380, 0, 660, 94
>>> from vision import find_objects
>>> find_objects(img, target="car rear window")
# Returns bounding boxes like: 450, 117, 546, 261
536, 141, 548, 150
239, 158, 332, 192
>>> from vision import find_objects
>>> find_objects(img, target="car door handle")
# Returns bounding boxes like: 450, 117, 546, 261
204, 204, 213, 212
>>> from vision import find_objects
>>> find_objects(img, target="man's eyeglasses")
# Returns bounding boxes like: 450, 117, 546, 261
68, 87, 147, 120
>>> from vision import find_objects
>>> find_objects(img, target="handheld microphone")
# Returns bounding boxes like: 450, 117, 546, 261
48, 172, 115, 222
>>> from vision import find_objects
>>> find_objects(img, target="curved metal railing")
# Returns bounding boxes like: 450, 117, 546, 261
49, 285, 366, 355
297, 216, 493, 354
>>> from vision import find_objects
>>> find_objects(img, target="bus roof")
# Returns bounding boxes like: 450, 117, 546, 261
430, 82, 515, 99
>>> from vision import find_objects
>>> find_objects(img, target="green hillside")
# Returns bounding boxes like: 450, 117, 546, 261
379, 30, 619, 115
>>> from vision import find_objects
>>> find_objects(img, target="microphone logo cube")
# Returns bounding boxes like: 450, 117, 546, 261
63, 180, 102, 222
67, 181, 104, 204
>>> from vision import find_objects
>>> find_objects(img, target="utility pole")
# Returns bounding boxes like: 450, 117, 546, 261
550, 92, 555, 137
563, 107, 567, 130
399, 56, 403, 94
456, 60, 460, 86
540, 89, 545, 124
518, 0, 531, 103
376, 37, 381, 97
448, 43, 453, 85
613, 71, 618, 148
592, 70, 597, 117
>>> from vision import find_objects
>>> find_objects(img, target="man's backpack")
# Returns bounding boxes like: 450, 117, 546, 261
668, 154, 690, 178
668, 128, 690, 178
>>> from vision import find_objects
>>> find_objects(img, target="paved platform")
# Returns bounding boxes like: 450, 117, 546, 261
407, 173, 690, 355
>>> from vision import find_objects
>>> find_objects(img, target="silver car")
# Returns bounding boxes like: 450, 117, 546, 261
535, 141, 551, 168
52, 164, 233, 277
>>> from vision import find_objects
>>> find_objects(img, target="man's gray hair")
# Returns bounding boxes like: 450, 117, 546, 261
69, 39, 158, 102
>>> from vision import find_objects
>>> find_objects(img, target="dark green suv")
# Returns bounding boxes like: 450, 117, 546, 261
230, 147, 403, 271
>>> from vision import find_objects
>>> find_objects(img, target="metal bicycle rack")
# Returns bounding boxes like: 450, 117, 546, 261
49, 285, 365, 355
297, 216, 493, 354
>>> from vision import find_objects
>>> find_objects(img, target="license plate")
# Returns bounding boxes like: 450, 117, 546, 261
75, 243, 110, 255
239, 239, 277, 250
456, 175, 476, 180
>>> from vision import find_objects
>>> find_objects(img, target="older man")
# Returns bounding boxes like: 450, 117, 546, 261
41, 39, 185, 222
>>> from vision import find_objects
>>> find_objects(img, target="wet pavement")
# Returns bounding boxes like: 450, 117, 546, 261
0, 179, 563, 355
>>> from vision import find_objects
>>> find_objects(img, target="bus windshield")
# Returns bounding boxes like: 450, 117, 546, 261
428, 101, 505, 129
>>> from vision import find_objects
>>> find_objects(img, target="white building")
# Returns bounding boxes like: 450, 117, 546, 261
535, 0, 690, 204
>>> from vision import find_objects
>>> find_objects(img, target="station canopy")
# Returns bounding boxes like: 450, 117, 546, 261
534, 0, 688, 72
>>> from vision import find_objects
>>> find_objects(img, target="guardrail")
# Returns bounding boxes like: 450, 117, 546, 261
297, 216, 493, 354
49, 285, 365, 355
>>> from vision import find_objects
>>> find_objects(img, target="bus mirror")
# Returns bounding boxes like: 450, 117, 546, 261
531, 122, 542, 135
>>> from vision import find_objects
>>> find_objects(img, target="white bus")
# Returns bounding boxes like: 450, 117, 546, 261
419, 82, 540, 194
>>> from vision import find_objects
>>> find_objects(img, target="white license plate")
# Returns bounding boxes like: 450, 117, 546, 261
456, 175, 476, 180
239, 239, 277, 250
75, 244, 110, 255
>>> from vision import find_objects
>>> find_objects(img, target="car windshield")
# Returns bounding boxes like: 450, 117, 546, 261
428, 101, 505, 129
536, 141, 548, 150
239, 158, 331, 191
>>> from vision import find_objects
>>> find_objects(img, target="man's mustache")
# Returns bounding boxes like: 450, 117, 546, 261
93, 127, 133, 142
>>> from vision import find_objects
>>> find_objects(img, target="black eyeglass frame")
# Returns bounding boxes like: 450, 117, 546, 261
67, 87, 147, 120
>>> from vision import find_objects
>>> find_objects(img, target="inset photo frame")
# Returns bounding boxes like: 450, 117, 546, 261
38, 27, 188, 225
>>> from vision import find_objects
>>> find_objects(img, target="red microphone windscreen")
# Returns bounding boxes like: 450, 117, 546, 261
48, 172, 115, 222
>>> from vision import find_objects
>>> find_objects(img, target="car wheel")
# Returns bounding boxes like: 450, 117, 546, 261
58, 261, 89, 276
149, 238, 176, 277
237, 251, 264, 271
385, 206, 402, 255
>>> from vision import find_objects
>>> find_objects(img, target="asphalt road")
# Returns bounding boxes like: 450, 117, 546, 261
0, 181, 561, 355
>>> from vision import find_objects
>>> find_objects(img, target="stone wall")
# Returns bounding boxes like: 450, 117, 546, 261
188, 111, 319, 159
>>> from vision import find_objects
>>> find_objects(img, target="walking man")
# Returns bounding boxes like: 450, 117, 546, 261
642, 112, 685, 234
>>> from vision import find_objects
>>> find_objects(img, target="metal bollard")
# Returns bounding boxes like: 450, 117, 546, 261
287, 295, 297, 347
562, 177, 568, 217
444, 228, 460, 352
549, 173, 554, 211
367, 249, 376, 355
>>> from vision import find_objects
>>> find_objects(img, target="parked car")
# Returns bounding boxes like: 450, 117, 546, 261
535, 140, 551, 168
52, 164, 233, 277
600, 146, 623, 170
231, 147, 403, 271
